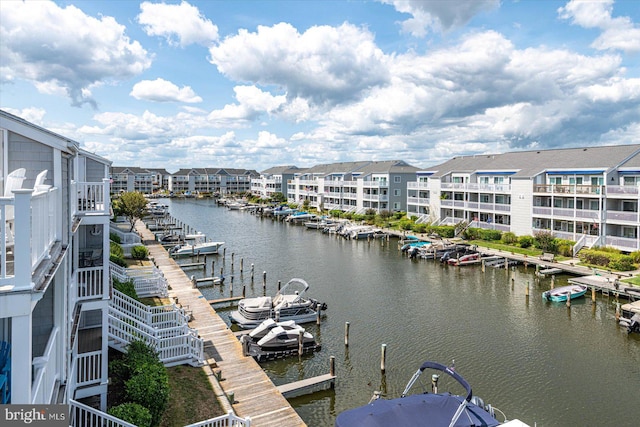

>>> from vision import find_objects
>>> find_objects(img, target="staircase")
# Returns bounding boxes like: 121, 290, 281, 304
108, 290, 204, 367
110, 262, 169, 297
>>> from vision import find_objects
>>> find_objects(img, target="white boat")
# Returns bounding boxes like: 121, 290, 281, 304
248, 318, 302, 340
169, 232, 224, 257
230, 278, 328, 329
240, 321, 320, 360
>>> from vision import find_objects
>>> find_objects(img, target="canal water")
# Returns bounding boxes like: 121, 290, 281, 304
160, 198, 639, 427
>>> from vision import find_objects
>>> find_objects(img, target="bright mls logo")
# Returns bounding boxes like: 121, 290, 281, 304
1, 405, 66, 426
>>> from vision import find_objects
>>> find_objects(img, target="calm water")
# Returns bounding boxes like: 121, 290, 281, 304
161, 198, 639, 427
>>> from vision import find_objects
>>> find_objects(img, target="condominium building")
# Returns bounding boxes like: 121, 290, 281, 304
1, 110, 112, 408
407, 144, 640, 253
110, 166, 158, 194
251, 165, 302, 200
168, 167, 258, 195
286, 160, 419, 213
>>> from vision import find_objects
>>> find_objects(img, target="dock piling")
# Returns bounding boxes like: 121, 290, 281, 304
591, 286, 596, 303
344, 322, 350, 346
380, 344, 387, 373
330, 356, 335, 377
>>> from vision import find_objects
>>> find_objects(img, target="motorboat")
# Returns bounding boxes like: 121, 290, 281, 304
230, 278, 328, 329
619, 313, 640, 334
447, 252, 482, 266
247, 318, 302, 340
542, 284, 587, 302
169, 232, 224, 257
240, 321, 320, 360
285, 212, 317, 223
335, 360, 527, 427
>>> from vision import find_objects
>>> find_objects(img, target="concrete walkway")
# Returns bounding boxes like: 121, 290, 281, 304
136, 221, 306, 427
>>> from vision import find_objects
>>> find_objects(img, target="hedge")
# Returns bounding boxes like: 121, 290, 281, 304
131, 245, 149, 260
579, 248, 638, 271
108, 403, 152, 427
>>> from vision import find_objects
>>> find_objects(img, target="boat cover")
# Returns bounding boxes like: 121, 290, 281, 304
334, 393, 501, 427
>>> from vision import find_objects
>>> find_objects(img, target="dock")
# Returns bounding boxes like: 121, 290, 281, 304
208, 296, 244, 304
276, 374, 336, 399
136, 220, 307, 427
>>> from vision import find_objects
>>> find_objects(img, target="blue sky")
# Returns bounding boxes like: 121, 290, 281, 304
1, 0, 639, 172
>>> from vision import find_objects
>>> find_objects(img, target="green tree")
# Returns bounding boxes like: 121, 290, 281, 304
270, 192, 286, 203
115, 192, 149, 232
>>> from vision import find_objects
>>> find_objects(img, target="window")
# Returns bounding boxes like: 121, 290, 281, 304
623, 176, 637, 185
394, 176, 401, 183
549, 176, 562, 184
589, 200, 599, 210
493, 176, 504, 184
480, 177, 489, 184
394, 189, 401, 196
480, 194, 491, 203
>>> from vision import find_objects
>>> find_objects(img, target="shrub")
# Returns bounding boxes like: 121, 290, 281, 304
329, 210, 342, 218
630, 251, 640, 264
113, 278, 137, 299
462, 227, 480, 240
412, 223, 428, 233
131, 245, 149, 260
533, 231, 557, 252
579, 249, 610, 267
557, 243, 573, 257
608, 254, 636, 271
110, 232, 122, 244
111, 241, 124, 258
426, 225, 455, 238
393, 211, 405, 220
478, 229, 502, 241
518, 235, 534, 248
398, 218, 414, 230
110, 254, 127, 267
501, 232, 517, 244
108, 403, 152, 427
125, 362, 170, 426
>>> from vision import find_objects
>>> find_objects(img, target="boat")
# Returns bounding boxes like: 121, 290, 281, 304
230, 278, 328, 329
169, 232, 224, 257
619, 313, 640, 334
542, 284, 587, 302
335, 360, 527, 427
285, 212, 317, 223
447, 252, 482, 266
239, 321, 321, 361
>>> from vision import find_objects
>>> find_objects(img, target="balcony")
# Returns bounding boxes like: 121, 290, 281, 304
74, 180, 110, 216
605, 236, 640, 251
407, 196, 430, 205
533, 184, 602, 195
363, 181, 388, 188
363, 193, 389, 202
606, 210, 639, 223
408, 181, 430, 190
606, 185, 640, 197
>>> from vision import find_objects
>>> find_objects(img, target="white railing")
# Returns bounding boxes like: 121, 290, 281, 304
75, 350, 102, 388
407, 181, 430, 190
31, 327, 60, 404
606, 210, 639, 223
605, 236, 640, 251
30, 187, 58, 267
108, 311, 204, 367
573, 234, 586, 257
185, 411, 252, 427
109, 226, 142, 245
70, 399, 136, 427
76, 266, 107, 301
74, 179, 110, 216
606, 185, 640, 196
110, 262, 168, 298
111, 289, 189, 329
533, 206, 551, 215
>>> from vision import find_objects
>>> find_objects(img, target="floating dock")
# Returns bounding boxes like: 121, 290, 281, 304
277, 374, 336, 399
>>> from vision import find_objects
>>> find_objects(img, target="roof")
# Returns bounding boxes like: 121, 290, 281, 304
261, 165, 302, 175
427, 144, 640, 178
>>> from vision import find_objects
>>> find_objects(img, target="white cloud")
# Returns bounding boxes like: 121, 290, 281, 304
558, 0, 640, 53
380, 0, 499, 36
209, 22, 389, 106
2, 107, 46, 125
130, 78, 202, 103
0, 0, 152, 107
206, 86, 287, 127
138, 1, 219, 47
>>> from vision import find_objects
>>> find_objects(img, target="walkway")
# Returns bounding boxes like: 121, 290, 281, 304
136, 221, 306, 427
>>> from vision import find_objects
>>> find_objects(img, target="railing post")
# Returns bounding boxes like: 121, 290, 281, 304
14, 189, 34, 290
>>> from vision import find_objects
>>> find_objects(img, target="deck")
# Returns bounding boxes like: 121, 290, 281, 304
136, 221, 306, 426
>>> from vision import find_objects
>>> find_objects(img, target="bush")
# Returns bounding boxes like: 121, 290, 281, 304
518, 235, 534, 248
579, 249, 610, 267
125, 362, 170, 426
630, 251, 640, 264
113, 278, 138, 299
557, 243, 573, 257
412, 223, 428, 233
398, 218, 414, 230
131, 245, 149, 260
329, 210, 342, 218
501, 232, 517, 244
463, 227, 480, 240
425, 225, 455, 238
110, 254, 127, 267
533, 231, 557, 252
108, 403, 152, 427
393, 212, 405, 220
608, 255, 636, 271
478, 229, 502, 241
111, 241, 124, 258
110, 232, 122, 244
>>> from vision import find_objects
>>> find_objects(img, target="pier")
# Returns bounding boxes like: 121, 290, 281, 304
136, 221, 307, 426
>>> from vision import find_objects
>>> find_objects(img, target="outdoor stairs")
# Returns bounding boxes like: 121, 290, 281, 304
107, 289, 204, 367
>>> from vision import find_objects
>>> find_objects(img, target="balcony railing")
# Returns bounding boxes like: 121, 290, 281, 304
533, 184, 602, 195
31, 327, 60, 404
363, 181, 388, 188
606, 185, 640, 196
74, 179, 110, 215
407, 181, 430, 189
76, 266, 107, 301
407, 196, 430, 205
606, 210, 639, 223
605, 236, 640, 251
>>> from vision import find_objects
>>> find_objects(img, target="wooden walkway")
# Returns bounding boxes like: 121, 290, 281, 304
136, 221, 306, 427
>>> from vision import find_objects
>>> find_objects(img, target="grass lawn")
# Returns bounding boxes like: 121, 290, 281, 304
159, 366, 225, 427
468, 240, 544, 257
622, 276, 640, 286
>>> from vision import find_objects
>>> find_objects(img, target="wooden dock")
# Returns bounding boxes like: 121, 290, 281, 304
136, 221, 307, 427
276, 374, 336, 399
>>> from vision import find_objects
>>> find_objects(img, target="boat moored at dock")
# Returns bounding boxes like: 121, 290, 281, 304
169, 232, 224, 257
542, 284, 587, 302
230, 278, 328, 329
335, 360, 527, 427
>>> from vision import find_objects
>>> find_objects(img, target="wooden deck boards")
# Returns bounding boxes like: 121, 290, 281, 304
136, 221, 306, 426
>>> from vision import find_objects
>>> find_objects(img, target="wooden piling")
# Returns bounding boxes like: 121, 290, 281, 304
263, 271, 267, 294
240, 258, 244, 273
278, 280, 281, 291
330, 356, 335, 377
191, 275, 196, 288
591, 286, 596, 303
380, 344, 387, 373
551, 275, 555, 289
525, 281, 529, 297
298, 330, 304, 356
211, 260, 215, 276
344, 322, 350, 346
566, 294, 571, 308
481, 260, 485, 272
316, 309, 321, 325
615, 302, 620, 321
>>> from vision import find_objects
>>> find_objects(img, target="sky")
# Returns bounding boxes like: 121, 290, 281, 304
1, 0, 639, 173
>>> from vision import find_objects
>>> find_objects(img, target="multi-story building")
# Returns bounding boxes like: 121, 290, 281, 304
251, 165, 302, 200
167, 168, 258, 196
0, 110, 112, 408
407, 145, 640, 253
110, 166, 156, 194
286, 160, 419, 213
